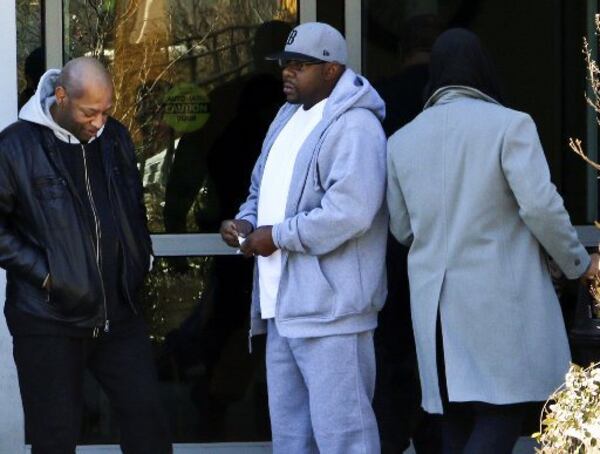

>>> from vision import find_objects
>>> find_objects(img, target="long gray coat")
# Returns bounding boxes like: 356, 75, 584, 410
386, 86, 590, 414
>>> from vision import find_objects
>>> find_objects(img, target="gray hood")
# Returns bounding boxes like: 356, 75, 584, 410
323, 68, 386, 123
19, 69, 104, 144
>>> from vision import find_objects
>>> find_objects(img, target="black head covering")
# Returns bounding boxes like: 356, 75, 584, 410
425, 28, 504, 105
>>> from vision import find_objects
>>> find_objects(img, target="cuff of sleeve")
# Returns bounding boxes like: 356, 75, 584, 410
577, 253, 593, 280
272, 223, 282, 249
235, 214, 257, 230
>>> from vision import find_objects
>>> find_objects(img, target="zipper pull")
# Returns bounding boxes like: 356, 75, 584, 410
92, 327, 99, 338
104, 319, 110, 333
248, 328, 253, 354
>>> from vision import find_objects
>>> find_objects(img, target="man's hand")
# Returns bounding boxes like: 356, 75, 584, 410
240, 226, 277, 258
582, 252, 600, 281
220, 219, 253, 247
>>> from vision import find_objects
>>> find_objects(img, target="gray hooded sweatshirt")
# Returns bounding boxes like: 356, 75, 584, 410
237, 68, 388, 339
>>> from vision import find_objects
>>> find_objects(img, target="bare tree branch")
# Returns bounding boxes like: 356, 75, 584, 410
570, 18, 600, 173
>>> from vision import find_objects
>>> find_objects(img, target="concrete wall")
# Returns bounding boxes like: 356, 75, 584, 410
0, 2, 26, 453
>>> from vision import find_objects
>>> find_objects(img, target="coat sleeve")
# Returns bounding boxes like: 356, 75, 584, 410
386, 141, 413, 246
501, 113, 590, 279
271, 120, 387, 256
0, 140, 48, 286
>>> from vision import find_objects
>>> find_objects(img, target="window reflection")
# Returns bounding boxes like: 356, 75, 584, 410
61, 0, 298, 444
64, 0, 297, 233
363, 0, 590, 223
147, 256, 268, 442
17, 0, 44, 110
81, 256, 269, 443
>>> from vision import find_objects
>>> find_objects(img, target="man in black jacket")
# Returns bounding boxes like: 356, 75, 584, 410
0, 57, 171, 453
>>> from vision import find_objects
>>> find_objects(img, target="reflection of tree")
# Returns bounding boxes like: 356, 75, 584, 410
16, 0, 42, 92
65, 0, 296, 189
140, 257, 212, 342
67, 0, 172, 140
65, 0, 120, 60
65, 0, 296, 143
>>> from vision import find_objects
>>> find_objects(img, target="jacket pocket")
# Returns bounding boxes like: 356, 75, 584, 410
45, 246, 99, 317
278, 254, 335, 320
33, 176, 69, 230
323, 242, 371, 317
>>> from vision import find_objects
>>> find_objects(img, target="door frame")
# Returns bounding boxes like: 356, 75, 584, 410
0, 1, 25, 453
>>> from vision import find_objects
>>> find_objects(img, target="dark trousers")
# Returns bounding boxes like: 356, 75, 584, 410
436, 318, 527, 454
440, 401, 527, 454
374, 239, 442, 454
13, 320, 172, 454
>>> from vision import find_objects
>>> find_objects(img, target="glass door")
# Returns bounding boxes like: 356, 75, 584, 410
361, 0, 598, 228
37, 0, 305, 451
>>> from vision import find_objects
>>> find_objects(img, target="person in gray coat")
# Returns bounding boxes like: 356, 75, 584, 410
386, 29, 600, 454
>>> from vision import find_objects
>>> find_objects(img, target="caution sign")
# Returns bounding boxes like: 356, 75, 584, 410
163, 83, 210, 133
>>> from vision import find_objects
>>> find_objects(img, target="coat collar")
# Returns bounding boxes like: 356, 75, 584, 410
423, 85, 500, 110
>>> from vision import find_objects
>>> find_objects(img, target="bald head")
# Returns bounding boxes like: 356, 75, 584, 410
51, 57, 114, 142
57, 57, 113, 99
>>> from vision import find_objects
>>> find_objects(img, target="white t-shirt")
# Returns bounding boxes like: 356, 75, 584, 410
256, 99, 327, 319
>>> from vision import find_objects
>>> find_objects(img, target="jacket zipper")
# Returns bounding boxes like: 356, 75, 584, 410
81, 144, 110, 335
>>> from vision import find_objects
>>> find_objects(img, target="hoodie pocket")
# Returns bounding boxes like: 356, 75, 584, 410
278, 254, 335, 320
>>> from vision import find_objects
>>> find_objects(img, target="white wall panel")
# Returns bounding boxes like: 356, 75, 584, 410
0, 1, 26, 453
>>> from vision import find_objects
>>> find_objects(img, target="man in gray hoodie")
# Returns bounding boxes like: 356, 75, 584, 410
220, 22, 387, 453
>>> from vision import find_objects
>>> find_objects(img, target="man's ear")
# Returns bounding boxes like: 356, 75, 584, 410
55, 86, 67, 106
323, 63, 343, 81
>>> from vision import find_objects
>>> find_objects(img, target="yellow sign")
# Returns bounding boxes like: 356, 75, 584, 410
163, 83, 210, 133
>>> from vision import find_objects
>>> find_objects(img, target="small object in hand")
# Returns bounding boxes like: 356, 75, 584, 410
236, 235, 246, 254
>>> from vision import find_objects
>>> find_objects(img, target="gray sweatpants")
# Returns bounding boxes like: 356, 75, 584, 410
266, 320, 380, 454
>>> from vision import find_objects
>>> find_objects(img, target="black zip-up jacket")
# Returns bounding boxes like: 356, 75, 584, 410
0, 117, 152, 329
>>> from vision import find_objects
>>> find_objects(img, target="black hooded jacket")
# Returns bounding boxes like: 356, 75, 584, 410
0, 117, 152, 331
425, 28, 504, 105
